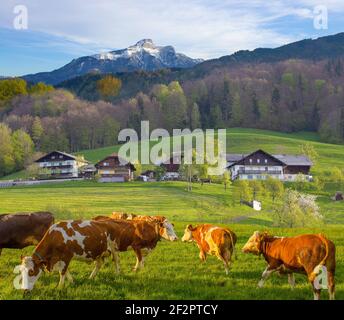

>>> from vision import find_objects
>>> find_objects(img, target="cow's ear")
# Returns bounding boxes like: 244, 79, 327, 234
187, 224, 193, 230
159, 222, 164, 228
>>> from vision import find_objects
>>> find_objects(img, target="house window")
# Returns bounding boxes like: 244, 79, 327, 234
257, 159, 260, 164
249, 159, 253, 164
248, 175, 253, 180
265, 159, 268, 164
59, 155, 63, 159
51, 156, 55, 160
103, 162, 109, 167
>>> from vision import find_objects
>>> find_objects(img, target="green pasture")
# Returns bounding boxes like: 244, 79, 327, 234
0, 181, 343, 300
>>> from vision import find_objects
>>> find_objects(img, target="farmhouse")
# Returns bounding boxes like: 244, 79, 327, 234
160, 152, 183, 180
95, 153, 136, 182
35, 151, 87, 179
227, 149, 313, 181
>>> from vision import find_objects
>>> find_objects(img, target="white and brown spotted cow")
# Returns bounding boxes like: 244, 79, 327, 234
182, 224, 237, 274
18, 220, 121, 291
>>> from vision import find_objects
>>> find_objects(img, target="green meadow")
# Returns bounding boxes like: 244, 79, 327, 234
0, 181, 343, 300
0, 129, 343, 300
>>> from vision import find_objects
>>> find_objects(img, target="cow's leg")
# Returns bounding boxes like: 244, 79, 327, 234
108, 241, 121, 274
328, 271, 335, 300
219, 249, 230, 275
89, 258, 103, 279
312, 284, 321, 300
258, 266, 278, 288
58, 272, 66, 289
305, 265, 323, 300
52, 260, 70, 289
66, 270, 74, 283
288, 273, 296, 289
133, 249, 142, 272
58, 265, 70, 289
199, 250, 207, 262
140, 249, 151, 268
113, 251, 121, 274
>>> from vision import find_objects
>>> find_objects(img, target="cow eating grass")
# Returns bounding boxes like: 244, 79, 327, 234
242, 231, 336, 300
18, 220, 121, 291
182, 224, 237, 275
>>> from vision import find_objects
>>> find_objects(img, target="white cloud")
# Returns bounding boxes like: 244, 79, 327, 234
0, 0, 343, 59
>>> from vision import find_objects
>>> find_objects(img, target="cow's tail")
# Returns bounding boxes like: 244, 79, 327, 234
310, 234, 330, 282
224, 229, 237, 260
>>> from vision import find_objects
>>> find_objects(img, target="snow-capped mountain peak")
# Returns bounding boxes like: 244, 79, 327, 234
92, 39, 201, 66
23, 39, 204, 85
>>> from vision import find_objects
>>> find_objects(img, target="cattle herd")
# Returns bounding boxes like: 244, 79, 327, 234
0, 212, 336, 300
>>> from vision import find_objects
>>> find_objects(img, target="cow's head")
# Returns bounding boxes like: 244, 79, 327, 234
18, 256, 43, 291
242, 231, 269, 255
182, 225, 196, 242
158, 219, 178, 241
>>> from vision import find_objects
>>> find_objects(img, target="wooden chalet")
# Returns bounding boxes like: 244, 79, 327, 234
160, 152, 183, 180
227, 149, 313, 182
95, 153, 136, 182
35, 151, 87, 179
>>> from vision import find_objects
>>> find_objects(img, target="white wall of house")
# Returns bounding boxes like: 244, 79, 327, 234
230, 165, 284, 180
39, 160, 79, 178
229, 166, 312, 182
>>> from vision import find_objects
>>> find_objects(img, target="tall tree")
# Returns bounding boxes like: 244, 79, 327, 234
97, 75, 122, 101
189, 103, 201, 130
31, 117, 44, 150
0, 124, 15, 176
231, 93, 243, 126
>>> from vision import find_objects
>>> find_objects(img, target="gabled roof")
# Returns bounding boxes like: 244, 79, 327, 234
226, 149, 313, 167
226, 154, 247, 162
35, 151, 77, 162
95, 153, 136, 170
274, 154, 313, 166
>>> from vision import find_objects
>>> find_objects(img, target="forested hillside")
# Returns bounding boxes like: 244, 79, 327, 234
62, 58, 344, 143
1, 34, 344, 178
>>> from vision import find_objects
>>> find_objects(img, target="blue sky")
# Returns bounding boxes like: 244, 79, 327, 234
0, 0, 343, 76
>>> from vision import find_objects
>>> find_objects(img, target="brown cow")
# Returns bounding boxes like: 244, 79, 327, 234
242, 231, 336, 300
111, 212, 172, 224
111, 212, 135, 220
93, 216, 177, 272
182, 224, 237, 274
0, 212, 54, 256
109, 212, 177, 241
18, 220, 122, 291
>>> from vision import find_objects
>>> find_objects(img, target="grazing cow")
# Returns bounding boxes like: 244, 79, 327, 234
0, 212, 54, 256
111, 212, 135, 220
181, 224, 237, 274
93, 216, 178, 271
111, 212, 171, 223
110, 212, 177, 239
242, 231, 336, 300
18, 220, 122, 291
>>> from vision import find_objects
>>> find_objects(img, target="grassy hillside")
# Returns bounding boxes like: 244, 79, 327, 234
79, 128, 343, 176
2, 128, 343, 181
0, 181, 343, 300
